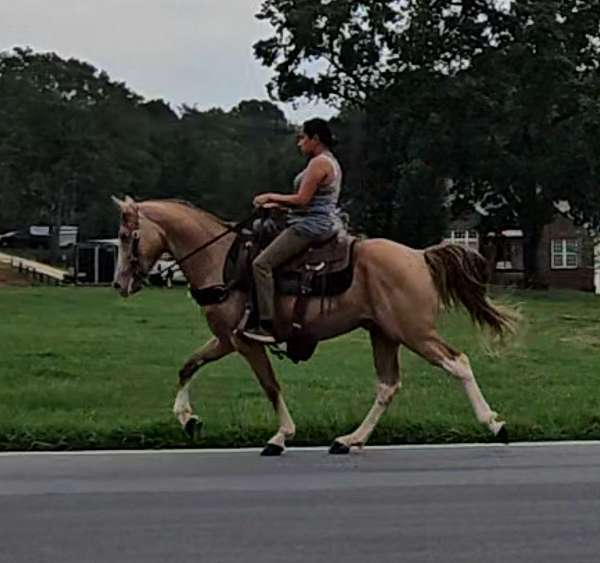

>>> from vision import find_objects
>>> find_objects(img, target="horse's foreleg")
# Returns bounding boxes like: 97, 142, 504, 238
174, 337, 234, 437
232, 335, 295, 456
331, 329, 400, 454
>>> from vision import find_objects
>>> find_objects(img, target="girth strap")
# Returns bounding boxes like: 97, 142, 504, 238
189, 284, 230, 306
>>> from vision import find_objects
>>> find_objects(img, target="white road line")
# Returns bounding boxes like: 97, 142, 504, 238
1, 441, 600, 457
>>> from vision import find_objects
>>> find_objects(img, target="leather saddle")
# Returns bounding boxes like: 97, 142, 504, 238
223, 219, 357, 298
190, 215, 358, 364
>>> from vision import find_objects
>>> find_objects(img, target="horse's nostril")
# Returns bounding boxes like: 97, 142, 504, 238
112, 281, 120, 290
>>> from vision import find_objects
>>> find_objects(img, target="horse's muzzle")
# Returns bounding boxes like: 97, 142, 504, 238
113, 278, 137, 297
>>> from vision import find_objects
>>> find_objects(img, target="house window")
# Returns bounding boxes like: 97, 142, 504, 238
447, 230, 479, 251
551, 239, 579, 269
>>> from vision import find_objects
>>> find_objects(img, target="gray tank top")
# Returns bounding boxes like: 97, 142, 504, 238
287, 151, 343, 239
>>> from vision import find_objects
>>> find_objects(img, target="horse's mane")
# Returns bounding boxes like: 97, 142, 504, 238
143, 198, 236, 228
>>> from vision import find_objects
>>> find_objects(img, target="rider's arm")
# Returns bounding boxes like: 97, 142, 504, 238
257, 158, 329, 208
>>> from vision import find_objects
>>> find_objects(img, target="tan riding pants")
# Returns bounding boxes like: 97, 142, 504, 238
252, 227, 313, 323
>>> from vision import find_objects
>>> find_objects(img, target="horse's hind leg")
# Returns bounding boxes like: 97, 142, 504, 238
232, 335, 295, 456
330, 329, 400, 454
173, 336, 234, 438
409, 334, 507, 441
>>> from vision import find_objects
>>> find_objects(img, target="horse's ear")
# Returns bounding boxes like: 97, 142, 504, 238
111, 195, 125, 210
111, 195, 137, 210
112, 195, 139, 228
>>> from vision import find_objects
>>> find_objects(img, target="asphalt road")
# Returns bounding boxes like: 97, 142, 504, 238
1, 444, 599, 563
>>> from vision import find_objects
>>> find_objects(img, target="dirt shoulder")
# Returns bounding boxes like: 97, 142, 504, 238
0, 262, 31, 286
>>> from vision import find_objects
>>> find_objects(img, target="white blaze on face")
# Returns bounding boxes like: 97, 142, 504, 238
114, 238, 126, 281
113, 228, 137, 296
111, 195, 139, 295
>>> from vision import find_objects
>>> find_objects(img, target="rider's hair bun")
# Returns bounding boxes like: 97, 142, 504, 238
303, 118, 337, 149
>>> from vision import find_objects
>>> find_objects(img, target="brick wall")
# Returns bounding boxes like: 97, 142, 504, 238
538, 216, 595, 291
449, 214, 596, 292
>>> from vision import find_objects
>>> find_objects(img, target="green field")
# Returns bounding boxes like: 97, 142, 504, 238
1, 286, 599, 450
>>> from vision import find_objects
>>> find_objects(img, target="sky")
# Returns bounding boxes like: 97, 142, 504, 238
0, 0, 336, 123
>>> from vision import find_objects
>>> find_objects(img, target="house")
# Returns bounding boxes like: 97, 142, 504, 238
447, 215, 600, 294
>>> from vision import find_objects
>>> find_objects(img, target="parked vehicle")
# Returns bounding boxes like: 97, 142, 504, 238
148, 253, 186, 287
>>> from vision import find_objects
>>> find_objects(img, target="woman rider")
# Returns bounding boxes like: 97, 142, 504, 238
243, 118, 343, 344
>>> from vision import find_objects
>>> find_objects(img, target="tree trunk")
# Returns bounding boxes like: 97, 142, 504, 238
521, 225, 545, 289
519, 176, 549, 289
50, 186, 64, 264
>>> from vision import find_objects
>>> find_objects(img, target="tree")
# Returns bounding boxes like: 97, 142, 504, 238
0, 47, 306, 255
0, 48, 164, 252
173, 100, 299, 220
445, 1, 600, 283
255, 0, 600, 283
254, 0, 506, 245
332, 109, 448, 244
254, 0, 512, 107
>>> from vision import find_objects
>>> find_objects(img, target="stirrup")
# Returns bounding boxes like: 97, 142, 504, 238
241, 327, 276, 344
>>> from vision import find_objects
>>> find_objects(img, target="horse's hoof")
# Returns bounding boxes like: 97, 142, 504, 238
184, 417, 202, 440
329, 441, 351, 455
495, 425, 509, 444
261, 443, 284, 457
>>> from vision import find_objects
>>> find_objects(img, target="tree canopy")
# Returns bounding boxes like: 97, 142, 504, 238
255, 0, 600, 282
0, 48, 300, 257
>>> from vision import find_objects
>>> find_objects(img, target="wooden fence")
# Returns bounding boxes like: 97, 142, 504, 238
0, 252, 68, 285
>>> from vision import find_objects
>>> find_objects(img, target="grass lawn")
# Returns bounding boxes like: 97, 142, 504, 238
1, 286, 599, 450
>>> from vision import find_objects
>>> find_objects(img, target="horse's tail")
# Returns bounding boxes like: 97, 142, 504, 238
424, 243, 520, 338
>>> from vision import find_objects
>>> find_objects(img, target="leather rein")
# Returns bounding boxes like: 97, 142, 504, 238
129, 209, 260, 281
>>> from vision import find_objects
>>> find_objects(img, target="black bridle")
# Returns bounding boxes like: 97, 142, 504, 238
127, 209, 260, 280
127, 229, 146, 285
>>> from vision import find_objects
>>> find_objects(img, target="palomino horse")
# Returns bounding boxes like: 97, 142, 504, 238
112, 196, 518, 455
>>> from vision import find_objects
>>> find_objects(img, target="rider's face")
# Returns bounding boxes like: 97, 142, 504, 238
297, 129, 318, 156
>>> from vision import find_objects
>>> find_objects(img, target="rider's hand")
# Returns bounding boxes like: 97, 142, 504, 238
253, 193, 273, 207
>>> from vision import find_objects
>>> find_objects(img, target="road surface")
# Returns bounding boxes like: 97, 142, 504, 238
1, 443, 599, 563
